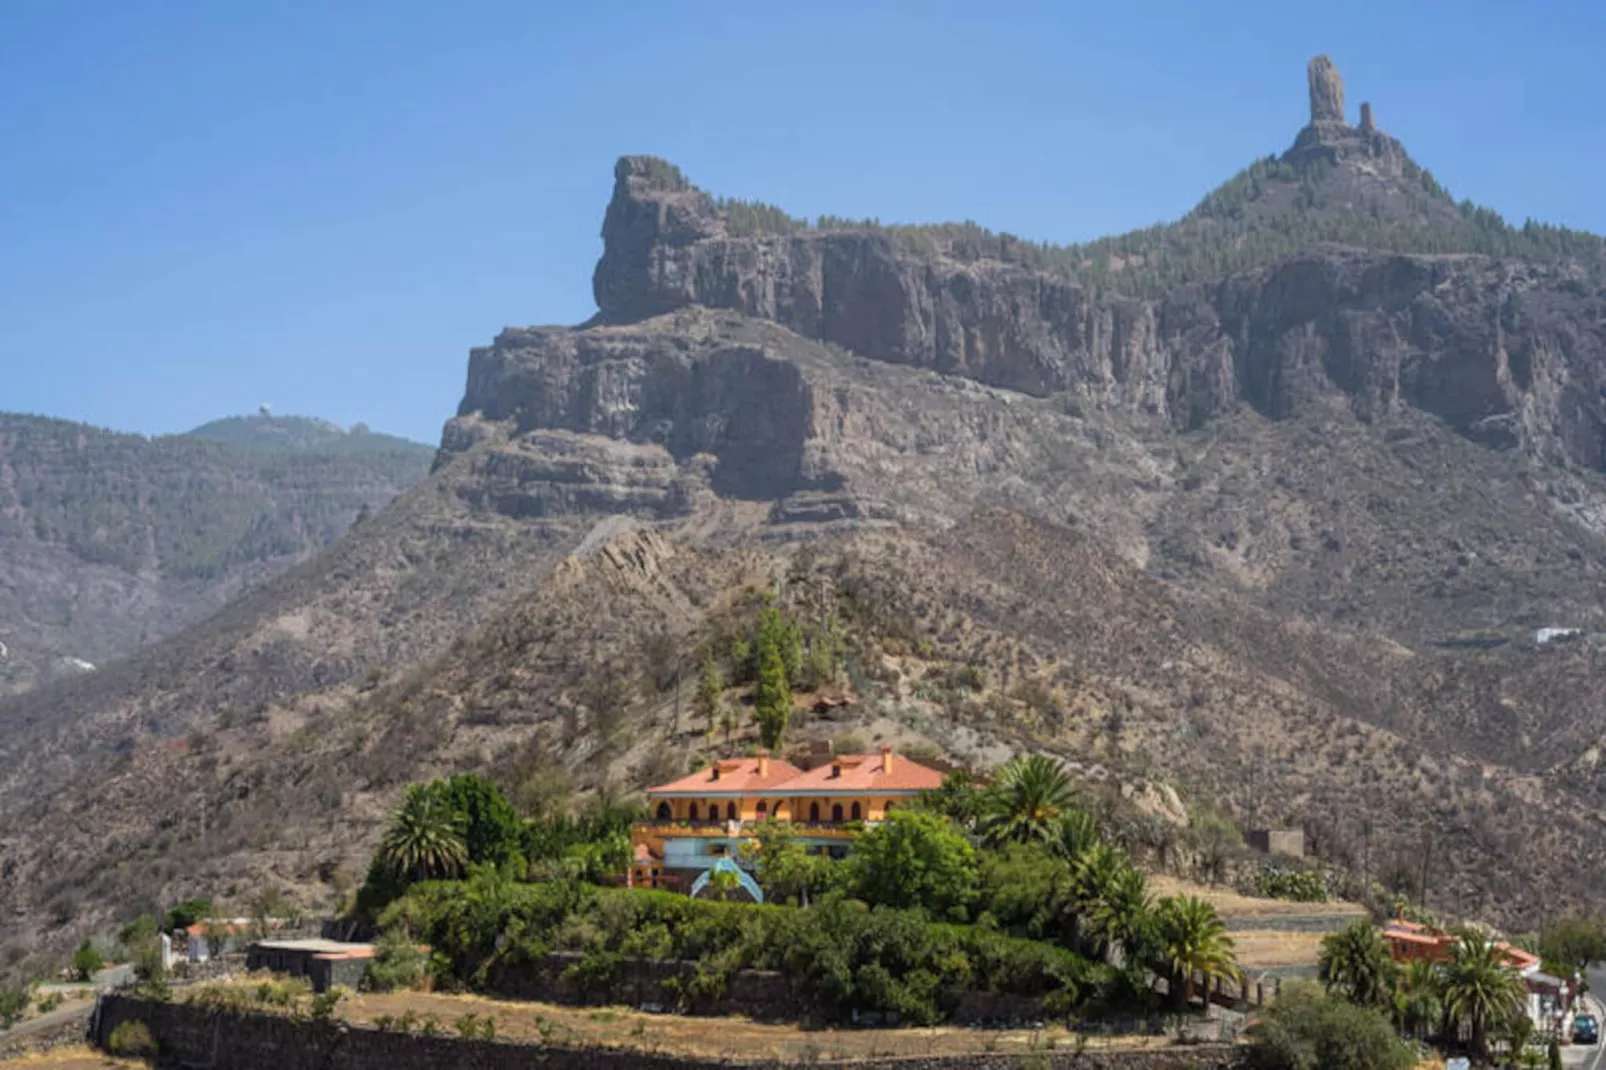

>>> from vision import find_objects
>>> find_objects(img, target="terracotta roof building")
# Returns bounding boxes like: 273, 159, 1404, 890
631, 745, 944, 897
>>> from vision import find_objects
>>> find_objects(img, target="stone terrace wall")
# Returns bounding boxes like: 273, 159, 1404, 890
95, 995, 1244, 1070
487, 953, 1053, 1025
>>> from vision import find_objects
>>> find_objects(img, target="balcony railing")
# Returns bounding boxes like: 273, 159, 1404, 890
633, 819, 864, 839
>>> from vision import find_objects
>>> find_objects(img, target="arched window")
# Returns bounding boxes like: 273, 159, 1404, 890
726, 801, 738, 821
656, 801, 671, 821
756, 801, 768, 817
809, 802, 820, 822
688, 802, 699, 822
850, 801, 862, 821
831, 804, 844, 823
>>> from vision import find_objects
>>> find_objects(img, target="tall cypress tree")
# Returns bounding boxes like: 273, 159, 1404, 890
696, 650, 724, 739
754, 606, 791, 749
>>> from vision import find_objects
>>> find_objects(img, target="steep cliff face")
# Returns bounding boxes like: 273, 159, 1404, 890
590, 155, 1606, 470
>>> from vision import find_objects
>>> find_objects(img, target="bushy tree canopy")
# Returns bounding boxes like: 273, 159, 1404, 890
1248, 982, 1416, 1070
848, 809, 977, 920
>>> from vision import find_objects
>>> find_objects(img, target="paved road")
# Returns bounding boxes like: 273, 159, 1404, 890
0, 999, 92, 1044
1564, 975, 1606, 1070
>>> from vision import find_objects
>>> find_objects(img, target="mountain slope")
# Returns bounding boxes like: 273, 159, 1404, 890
0, 413, 433, 695
4, 54, 1606, 974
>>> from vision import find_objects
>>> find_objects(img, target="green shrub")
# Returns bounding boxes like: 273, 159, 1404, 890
186, 982, 253, 1014
1247, 982, 1413, 1070
71, 939, 104, 982
309, 988, 345, 1020
0, 986, 28, 1028
107, 1019, 159, 1057
164, 898, 214, 932
34, 991, 63, 1014
364, 930, 431, 992
1255, 865, 1328, 903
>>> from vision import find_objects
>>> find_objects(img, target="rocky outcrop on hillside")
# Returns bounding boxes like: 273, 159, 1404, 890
1307, 55, 1346, 123
587, 157, 1606, 469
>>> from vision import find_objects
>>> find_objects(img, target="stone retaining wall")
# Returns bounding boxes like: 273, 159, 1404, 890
487, 953, 1053, 1025
1220, 911, 1367, 934
94, 995, 1244, 1070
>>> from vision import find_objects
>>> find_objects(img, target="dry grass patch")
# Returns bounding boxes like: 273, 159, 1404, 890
1230, 930, 1329, 968
0, 1047, 145, 1069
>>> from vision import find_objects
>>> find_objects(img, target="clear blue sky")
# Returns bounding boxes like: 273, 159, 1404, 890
3, 1, 1602, 445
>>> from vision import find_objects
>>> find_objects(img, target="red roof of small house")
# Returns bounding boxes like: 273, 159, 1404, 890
1384, 929, 1442, 947
646, 755, 804, 796
1500, 943, 1541, 972
184, 922, 247, 938
770, 749, 944, 795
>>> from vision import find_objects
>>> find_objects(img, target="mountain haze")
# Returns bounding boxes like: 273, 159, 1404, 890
4, 55, 1606, 975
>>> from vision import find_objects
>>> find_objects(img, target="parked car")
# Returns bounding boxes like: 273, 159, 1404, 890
1574, 1014, 1599, 1045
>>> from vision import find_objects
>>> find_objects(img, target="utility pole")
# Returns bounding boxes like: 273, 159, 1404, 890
1360, 819, 1371, 907
1418, 832, 1432, 913
672, 653, 683, 736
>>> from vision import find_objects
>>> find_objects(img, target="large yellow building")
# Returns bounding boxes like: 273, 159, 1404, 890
630, 745, 944, 896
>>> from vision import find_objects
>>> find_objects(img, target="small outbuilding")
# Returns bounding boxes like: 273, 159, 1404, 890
246, 939, 375, 993
1247, 828, 1305, 857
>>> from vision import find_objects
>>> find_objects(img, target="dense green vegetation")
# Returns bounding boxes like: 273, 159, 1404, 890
362, 758, 1240, 1025
0, 413, 431, 580
640, 142, 1606, 300
1248, 982, 1416, 1070
355, 773, 637, 921
384, 871, 1091, 1024
1316, 920, 1537, 1062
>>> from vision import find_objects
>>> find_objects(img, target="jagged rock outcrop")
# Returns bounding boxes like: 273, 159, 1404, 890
584, 158, 1606, 472
1307, 54, 1346, 123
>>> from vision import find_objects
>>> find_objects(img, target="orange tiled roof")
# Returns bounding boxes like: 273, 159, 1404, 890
771, 752, 944, 795
647, 756, 804, 796
1383, 920, 1540, 973
1385, 929, 1442, 946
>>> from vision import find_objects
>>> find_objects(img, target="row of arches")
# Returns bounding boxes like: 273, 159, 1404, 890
654, 799, 893, 823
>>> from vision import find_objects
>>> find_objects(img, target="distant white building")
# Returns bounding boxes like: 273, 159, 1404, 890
1534, 627, 1583, 645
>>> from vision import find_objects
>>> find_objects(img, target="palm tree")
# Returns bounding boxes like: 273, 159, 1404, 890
1318, 919, 1399, 1009
979, 754, 1077, 846
1440, 933, 1526, 1059
1078, 853, 1153, 964
1154, 894, 1238, 1008
1050, 808, 1100, 863
1397, 958, 1443, 1041
381, 785, 468, 882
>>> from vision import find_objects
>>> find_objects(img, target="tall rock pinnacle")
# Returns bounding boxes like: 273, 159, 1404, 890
1307, 55, 1345, 123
